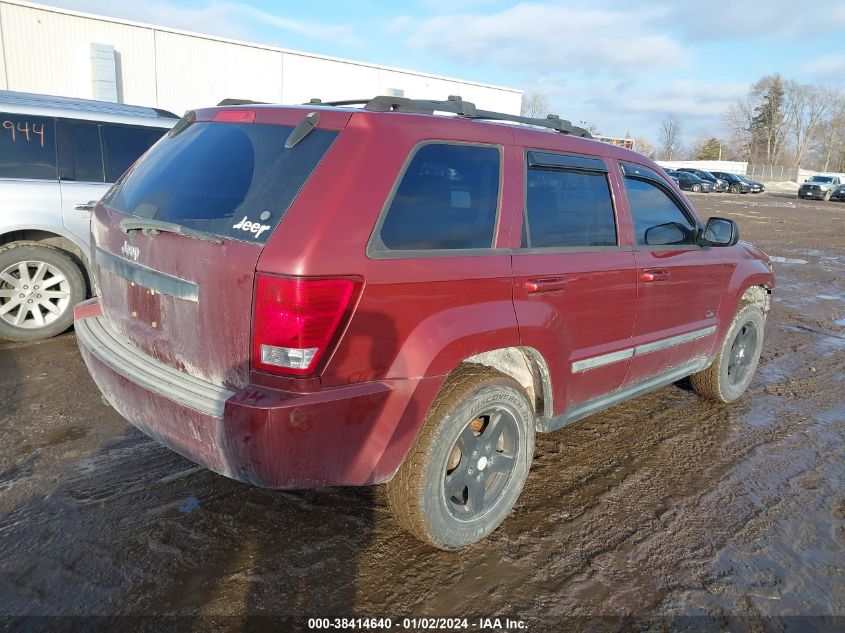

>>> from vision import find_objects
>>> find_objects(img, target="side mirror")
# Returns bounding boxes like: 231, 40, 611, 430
644, 222, 689, 245
700, 217, 739, 247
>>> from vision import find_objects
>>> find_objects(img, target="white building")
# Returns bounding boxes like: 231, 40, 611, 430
0, 0, 522, 116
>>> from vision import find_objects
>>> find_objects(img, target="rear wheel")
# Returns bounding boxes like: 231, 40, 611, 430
0, 242, 86, 342
387, 365, 535, 549
691, 303, 765, 402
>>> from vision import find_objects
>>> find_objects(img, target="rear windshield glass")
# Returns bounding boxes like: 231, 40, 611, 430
102, 121, 338, 243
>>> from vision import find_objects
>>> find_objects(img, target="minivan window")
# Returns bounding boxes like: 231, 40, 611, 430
101, 124, 166, 182
102, 121, 338, 244
378, 143, 500, 251
524, 168, 617, 247
624, 177, 696, 246
0, 112, 57, 179
57, 119, 104, 182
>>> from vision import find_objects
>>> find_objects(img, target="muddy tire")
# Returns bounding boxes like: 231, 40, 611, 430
0, 242, 86, 342
823, 191, 832, 202
386, 365, 535, 549
691, 304, 765, 403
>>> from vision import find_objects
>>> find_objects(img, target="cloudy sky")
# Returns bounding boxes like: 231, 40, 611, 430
46, 0, 845, 145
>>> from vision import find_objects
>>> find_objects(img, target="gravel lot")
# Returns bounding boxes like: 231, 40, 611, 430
1, 192, 843, 631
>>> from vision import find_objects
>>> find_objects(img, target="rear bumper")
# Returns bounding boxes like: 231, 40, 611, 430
75, 301, 441, 489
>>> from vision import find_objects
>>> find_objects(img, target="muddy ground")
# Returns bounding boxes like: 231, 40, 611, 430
1, 193, 843, 632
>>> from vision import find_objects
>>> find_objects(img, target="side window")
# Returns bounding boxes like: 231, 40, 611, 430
101, 124, 167, 183
57, 119, 104, 182
624, 177, 697, 246
524, 167, 617, 248
0, 113, 57, 180
378, 143, 500, 251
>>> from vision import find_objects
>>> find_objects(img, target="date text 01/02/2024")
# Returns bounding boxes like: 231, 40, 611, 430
306, 617, 527, 630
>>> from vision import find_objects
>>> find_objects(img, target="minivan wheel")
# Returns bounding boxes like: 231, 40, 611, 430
0, 242, 86, 342
386, 365, 534, 549
690, 303, 765, 403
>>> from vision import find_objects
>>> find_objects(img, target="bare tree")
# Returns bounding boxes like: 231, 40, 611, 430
659, 114, 682, 160
578, 120, 601, 135
820, 93, 845, 171
634, 137, 656, 159
520, 92, 549, 119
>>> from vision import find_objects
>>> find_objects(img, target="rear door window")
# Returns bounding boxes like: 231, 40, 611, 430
102, 121, 338, 243
0, 112, 57, 180
376, 143, 500, 251
101, 124, 167, 183
523, 161, 617, 248
57, 119, 105, 182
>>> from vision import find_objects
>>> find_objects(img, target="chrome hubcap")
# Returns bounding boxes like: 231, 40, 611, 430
0, 260, 71, 329
727, 321, 758, 387
443, 408, 519, 521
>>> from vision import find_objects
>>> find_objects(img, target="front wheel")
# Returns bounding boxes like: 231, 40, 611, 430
691, 303, 765, 402
692, 184, 701, 192
730, 184, 741, 194
0, 242, 86, 342
823, 191, 832, 202
387, 365, 535, 549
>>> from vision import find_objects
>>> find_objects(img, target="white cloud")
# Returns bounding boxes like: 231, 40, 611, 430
400, 2, 689, 74
801, 54, 845, 76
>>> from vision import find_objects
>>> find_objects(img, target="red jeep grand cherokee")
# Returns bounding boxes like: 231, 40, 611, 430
75, 96, 774, 549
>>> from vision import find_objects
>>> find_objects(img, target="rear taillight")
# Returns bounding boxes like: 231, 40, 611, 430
252, 275, 359, 377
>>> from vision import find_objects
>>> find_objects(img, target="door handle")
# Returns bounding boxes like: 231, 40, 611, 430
640, 268, 670, 283
74, 200, 98, 212
525, 277, 567, 294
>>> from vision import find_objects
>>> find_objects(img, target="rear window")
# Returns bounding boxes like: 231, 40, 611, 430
102, 121, 338, 243
376, 143, 500, 251
0, 112, 57, 180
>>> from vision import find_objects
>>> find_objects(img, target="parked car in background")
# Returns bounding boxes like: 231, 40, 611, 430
798, 175, 841, 201
0, 91, 177, 341
74, 95, 774, 549
830, 184, 845, 202
710, 171, 752, 194
667, 169, 714, 193
677, 168, 728, 192
737, 175, 765, 193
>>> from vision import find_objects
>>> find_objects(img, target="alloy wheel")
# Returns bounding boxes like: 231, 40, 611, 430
443, 408, 519, 521
727, 321, 758, 387
0, 260, 72, 329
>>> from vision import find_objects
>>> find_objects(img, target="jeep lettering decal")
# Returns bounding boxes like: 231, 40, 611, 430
121, 241, 140, 261
233, 216, 271, 239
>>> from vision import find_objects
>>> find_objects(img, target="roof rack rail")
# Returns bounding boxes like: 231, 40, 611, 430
306, 95, 592, 138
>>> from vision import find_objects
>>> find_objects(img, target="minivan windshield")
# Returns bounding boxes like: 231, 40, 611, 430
102, 121, 338, 244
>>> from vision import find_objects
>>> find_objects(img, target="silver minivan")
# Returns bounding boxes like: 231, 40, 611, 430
0, 91, 177, 341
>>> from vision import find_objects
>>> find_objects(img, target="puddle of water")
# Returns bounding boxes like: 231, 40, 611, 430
770, 256, 808, 265
835, 317, 845, 327
179, 495, 200, 513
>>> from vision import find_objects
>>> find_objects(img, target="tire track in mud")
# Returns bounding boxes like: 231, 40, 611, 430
0, 194, 844, 627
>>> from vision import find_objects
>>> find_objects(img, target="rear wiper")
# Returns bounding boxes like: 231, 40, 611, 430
119, 218, 223, 244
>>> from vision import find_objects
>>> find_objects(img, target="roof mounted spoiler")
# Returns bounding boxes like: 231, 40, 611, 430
216, 98, 268, 106
306, 95, 592, 138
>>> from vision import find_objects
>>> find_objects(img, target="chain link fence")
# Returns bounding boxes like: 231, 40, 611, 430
746, 164, 799, 182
